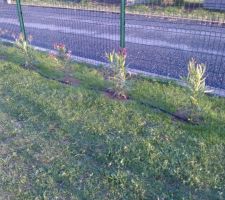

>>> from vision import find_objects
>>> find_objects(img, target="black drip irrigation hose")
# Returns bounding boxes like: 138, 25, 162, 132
31, 67, 197, 126
138, 101, 197, 125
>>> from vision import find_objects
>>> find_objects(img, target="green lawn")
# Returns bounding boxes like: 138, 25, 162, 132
0, 42, 225, 199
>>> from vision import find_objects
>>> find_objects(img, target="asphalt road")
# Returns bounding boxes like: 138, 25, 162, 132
1, 4, 225, 89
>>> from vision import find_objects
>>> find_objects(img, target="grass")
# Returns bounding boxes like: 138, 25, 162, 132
10, 0, 225, 23
0, 41, 225, 199
127, 4, 225, 23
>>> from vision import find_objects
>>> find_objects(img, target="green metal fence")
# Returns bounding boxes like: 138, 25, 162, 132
15, 0, 126, 47
16, 0, 26, 40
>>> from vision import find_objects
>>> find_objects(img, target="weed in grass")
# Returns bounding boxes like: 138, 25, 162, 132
106, 48, 129, 99
14, 33, 35, 69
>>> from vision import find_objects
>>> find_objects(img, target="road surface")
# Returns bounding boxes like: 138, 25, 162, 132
0, 4, 225, 89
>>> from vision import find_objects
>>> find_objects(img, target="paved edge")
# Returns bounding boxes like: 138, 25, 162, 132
1, 37, 225, 97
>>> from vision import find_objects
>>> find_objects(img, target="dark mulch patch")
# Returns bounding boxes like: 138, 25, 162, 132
104, 89, 129, 101
62, 76, 80, 86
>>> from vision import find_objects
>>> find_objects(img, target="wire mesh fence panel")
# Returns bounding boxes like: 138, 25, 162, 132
2, 0, 120, 64
125, 0, 225, 90
0, 0, 20, 40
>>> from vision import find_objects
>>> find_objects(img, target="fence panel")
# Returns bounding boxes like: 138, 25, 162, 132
125, 0, 225, 90
18, 0, 120, 64
0, 0, 20, 40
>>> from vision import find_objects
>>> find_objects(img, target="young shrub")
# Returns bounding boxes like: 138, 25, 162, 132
54, 43, 72, 77
185, 58, 208, 110
181, 58, 211, 123
106, 48, 129, 99
14, 33, 35, 68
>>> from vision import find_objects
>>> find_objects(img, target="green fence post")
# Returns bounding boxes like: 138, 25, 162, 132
16, 0, 27, 40
120, 0, 126, 48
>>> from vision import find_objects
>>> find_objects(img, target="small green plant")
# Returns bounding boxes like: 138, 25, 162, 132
180, 58, 211, 123
185, 58, 208, 110
106, 48, 129, 99
53, 43, 72, 77
14, 33, 35, 68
